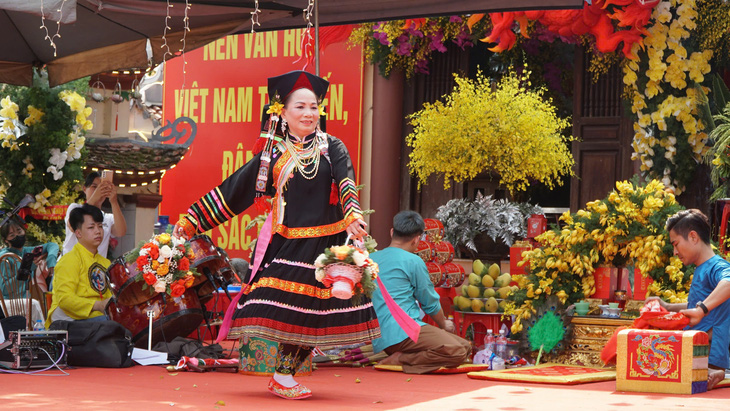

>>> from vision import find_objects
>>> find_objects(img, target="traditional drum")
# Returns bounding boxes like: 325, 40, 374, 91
106, 255, 153, 306
106, 287, 204, 348
187, 235, 239, 302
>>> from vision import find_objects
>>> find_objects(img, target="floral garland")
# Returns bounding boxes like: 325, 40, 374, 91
623, 0, 713, 194
348, 16, 481, 78
127, 232, 198, 298
504, 179, 690, 334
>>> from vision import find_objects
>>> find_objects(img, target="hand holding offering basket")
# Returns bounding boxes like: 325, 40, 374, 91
315, 239, 378, 301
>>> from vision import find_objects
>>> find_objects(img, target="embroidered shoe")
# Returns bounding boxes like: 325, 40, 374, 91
267, 378, 312, 400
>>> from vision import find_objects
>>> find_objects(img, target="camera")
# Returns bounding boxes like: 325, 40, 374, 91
17, 245, 44, 282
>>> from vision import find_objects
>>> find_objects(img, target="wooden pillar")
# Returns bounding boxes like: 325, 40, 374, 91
369, 70, 405, 246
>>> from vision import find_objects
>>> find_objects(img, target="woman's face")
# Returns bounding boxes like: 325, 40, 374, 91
84, 177, 101, 199
281, 88, 319, 138
4, 224, 24, 245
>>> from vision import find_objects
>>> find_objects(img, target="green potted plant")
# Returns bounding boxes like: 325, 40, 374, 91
436, 193, 542, 260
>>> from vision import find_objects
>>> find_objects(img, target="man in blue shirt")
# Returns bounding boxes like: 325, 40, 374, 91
652, 209, 730, 389
370, 211, 470, 374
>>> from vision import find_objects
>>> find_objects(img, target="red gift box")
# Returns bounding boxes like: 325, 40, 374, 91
432, 241, 455, 264
416, 240, 434, 263
509, 244, 532, 275
438, 262, 465, 288
425, 262, 443, 287
423, 218, 444, 243
617, 267, 654, 300
591, 266, 620, 300
526, 214, 547, 239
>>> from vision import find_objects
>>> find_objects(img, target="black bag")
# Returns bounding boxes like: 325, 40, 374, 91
49, 320, 135, 368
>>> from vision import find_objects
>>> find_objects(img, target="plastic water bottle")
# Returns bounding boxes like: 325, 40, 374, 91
491, 356, 506, 370
33, 320, 44, 332
496, 329, 507, 359
484, 329, 495, 354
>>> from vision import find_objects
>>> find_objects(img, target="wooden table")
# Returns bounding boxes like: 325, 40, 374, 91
557, 316, 634, 367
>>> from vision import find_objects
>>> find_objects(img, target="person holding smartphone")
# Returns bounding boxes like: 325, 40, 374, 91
0, 216, 59, 297
62, 171, 127, 259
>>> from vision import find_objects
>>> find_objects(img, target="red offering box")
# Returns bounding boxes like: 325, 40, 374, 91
616, 329, 709, 395
617, 268, 654, 300
425, 262, 443, 287
591, 266, 619, 300
509, 245, 532, 275
423, 218, 445, 243
416, 240, 434, 263
432, 241, 455, 264
526, 214, 547, 238
438, 262, 465, 288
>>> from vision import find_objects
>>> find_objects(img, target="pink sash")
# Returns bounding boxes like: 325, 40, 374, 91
215, 213, 273, 343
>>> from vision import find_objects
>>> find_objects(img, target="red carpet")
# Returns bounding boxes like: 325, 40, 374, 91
1, 364, 728, 409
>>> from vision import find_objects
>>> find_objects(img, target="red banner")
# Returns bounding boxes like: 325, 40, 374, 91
162, 29, 364, 259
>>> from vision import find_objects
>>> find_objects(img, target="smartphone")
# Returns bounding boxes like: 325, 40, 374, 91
101, 170, 113, 183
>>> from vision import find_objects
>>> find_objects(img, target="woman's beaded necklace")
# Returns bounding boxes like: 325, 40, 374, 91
285, 132, 321, 180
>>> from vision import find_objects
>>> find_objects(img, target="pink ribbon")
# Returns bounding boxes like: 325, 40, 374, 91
215, 213, 273, 343
375, 275, 421, 343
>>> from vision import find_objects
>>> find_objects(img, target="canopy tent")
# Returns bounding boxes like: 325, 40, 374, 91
0, 0, 584, 87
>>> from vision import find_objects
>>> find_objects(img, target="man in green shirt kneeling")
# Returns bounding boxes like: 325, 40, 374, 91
370, 211, 471, 374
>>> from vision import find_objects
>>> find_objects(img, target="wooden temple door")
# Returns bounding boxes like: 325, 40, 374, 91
570, 47, 636, 211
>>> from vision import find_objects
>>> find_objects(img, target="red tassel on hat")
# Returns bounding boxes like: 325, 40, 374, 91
329, 182, 338, 205
252, 137, 267, 155
254, 195, 272, 214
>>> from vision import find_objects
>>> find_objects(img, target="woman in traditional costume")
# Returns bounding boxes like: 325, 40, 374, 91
173, 71, 380, 400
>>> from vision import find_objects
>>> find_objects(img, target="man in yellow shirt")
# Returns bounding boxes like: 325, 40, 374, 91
46, 204, 112, 328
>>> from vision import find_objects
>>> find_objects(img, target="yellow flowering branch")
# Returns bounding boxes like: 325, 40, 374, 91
406, 69, 574, 195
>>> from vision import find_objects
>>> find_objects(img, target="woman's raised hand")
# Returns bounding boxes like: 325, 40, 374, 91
172, 221, 189, 240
